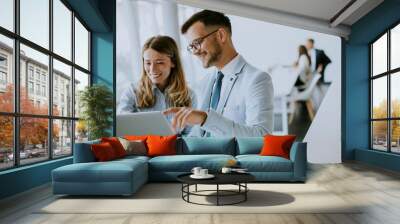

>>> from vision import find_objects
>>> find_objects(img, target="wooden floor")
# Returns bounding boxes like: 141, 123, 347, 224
1, 162, 400, 224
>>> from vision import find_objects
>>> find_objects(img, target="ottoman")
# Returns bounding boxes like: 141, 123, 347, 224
52, 156, 148, 196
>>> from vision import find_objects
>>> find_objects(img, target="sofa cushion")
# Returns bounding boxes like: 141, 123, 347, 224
148, 154, 235, 172
236, 137, 263, 155
52, 158, 147, 183
178, 137, 235, 155
236, 155, 293, 172
115, 155, 150, 163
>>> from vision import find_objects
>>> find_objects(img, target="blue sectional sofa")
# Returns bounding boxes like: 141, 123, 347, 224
52, 137, 307, 196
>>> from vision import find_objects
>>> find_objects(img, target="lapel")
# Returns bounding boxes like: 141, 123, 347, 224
315, 49, 322, 68
217, 56, 246, 114
201, 74, 216, 111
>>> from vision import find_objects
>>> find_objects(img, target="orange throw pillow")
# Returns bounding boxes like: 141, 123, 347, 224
146, 135, 177, 157
259, 135, 296, 159
124, 135, 148, 141
101, 137, 127, 158
91, 142, 117, 161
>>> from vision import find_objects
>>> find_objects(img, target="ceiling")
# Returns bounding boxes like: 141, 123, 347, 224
177, 0, 384, 38
226, 0, 352, 23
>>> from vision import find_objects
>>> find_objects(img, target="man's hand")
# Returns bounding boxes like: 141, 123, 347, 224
317, 64, 323, 73
163, 107, 208, 130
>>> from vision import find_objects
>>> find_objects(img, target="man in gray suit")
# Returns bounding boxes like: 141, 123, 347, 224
164, 10, 273, 137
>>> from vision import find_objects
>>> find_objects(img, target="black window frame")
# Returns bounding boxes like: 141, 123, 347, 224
0, 0, 92, 171
370, 21, 400, 154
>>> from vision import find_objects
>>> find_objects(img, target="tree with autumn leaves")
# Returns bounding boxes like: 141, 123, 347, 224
372, 99, 400, 142
0, 84, 59, 151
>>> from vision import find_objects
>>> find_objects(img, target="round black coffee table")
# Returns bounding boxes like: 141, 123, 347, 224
177, 173, 255, 206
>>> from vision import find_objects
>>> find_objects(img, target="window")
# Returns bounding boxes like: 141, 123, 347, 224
0, 35, 13, 113
36, 83, 40, 95
28, 67, 34, 80
0, 0, 14, 32
28, 81, 34, 94
0, 71, 6, 85
370, 23, 400, 154
0, 54, 7, 89
74, 18, 89, 70
0, 0, 91, 170
35, 70, 41, 81
53, 119, 72, 158
20, 0, 49, 49
74, 69, 89, 119
53, 0, 72, 60
0, 54, 7, 67
0, 116, 13, 170
42, 85, 46, 97
53, 59, 72, 117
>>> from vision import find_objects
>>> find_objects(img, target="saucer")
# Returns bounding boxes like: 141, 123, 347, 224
190, 174, 215, 179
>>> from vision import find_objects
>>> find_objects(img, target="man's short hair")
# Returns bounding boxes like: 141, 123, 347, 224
181, 10, 232, 34
307, 38, 314, 44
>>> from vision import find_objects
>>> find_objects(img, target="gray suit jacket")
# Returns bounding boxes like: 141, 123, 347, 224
191, 55, 274, 137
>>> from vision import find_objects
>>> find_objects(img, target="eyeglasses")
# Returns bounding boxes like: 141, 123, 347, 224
186, 29, 219, 54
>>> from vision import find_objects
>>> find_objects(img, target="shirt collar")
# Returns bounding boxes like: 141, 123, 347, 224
218, 54, 245, 78
151, 84, 165, 94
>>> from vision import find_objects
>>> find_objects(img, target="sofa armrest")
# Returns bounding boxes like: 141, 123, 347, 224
289, 142, 307, 181
73, 140, 100, 163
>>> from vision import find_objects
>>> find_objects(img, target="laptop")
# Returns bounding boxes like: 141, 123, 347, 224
116, 111, 176, 136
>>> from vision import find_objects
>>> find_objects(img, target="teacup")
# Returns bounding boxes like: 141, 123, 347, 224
199, 168, 208, 176
191, 167, 202, 176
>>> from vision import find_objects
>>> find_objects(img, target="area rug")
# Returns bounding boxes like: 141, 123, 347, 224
37, 183, 362, 214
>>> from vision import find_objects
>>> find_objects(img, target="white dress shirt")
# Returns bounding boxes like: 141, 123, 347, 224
296, 55, 312, 83
308, 48, 316, 72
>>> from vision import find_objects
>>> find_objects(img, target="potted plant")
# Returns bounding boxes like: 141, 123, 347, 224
79, 84, 113, 140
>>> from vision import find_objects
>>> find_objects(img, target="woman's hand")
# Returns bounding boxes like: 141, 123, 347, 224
163, 107, 208, 130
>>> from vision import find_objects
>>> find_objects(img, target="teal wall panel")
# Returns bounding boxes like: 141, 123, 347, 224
92, 33, 113, 87
355, 149, 400, 172
0, 158, 72, 199
345, 0, 400, 172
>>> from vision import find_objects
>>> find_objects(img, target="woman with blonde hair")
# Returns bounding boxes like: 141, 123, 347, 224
118, 35, 196, 115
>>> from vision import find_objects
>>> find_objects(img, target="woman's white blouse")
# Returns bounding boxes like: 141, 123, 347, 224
296, 54, 312, 83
